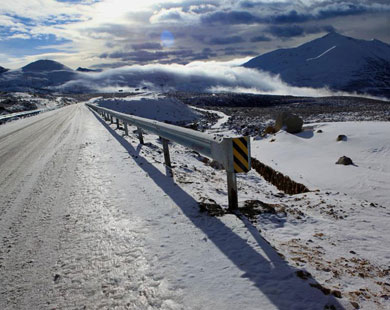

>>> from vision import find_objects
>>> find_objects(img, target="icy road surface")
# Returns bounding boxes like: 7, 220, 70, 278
0, 104, 344, 309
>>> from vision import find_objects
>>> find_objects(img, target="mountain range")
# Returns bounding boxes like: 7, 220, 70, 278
0, 32, 389, 97
244, 32, 390, 97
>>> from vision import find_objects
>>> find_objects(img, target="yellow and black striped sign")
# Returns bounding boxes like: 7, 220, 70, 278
233, 137, 250, 173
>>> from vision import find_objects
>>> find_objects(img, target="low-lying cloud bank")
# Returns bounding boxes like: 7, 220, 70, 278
58, 59, 373, 98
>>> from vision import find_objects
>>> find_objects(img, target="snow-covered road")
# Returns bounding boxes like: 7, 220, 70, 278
0, 104, 345, 309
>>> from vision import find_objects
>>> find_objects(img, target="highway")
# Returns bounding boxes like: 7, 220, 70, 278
0, 103, 342, 310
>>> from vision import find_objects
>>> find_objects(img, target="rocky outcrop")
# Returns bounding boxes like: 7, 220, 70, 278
274, 112, 303, 134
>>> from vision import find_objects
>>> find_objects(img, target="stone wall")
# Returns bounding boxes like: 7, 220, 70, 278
251, 157, 310, 195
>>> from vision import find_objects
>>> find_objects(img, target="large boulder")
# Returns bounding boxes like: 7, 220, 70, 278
336, 134, 347, 141
274, 112, 303, 134
262, 125, 277, 136
336, 156, 354, 165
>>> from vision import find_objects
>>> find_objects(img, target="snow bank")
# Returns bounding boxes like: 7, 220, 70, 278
91, 94, 200, 123
252, 122, 390, 206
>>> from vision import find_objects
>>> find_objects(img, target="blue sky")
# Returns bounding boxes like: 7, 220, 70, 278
0, 0, 389, 69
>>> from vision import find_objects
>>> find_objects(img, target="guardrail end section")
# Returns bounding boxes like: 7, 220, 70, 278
232, 136, 251, 174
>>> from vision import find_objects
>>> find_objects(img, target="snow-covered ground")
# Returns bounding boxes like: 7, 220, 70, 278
191, 106, 230, 133
92, 103, 389, 309
0, 98, 388, 309
0, 103, 344, 309
87, 94, 201, 123
0, 92, 75, 117
252, 122, 390, 207
10, 92, 63, 110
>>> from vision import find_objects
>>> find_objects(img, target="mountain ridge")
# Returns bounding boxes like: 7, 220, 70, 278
0, 66, 9, 74
243, 32, 390, 96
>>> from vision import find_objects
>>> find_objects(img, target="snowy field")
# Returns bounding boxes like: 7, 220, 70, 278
0, 96, 389, 310
0, 92, 76, 117
252, 122, 390, 207
90, 94, 201, 123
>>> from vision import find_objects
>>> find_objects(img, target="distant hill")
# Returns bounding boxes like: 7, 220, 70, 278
0, 66, 9, 74
22, 60, 72, 72
244, 32, 390, 97
0, 60, 77, 92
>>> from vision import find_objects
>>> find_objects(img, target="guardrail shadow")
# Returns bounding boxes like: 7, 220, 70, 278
91, 111, 345, 310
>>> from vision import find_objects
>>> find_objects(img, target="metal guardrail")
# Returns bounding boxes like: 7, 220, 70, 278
86, 103, 251, 209
0, 109, 44, 123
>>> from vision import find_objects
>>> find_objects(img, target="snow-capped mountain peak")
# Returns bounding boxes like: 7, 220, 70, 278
243, 32, 390, 97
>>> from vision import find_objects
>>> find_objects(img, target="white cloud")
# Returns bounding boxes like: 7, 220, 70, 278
6, 33, 31, 40
0, 15, 17, 27
149, 7, 200, 24
58, 58, 362, 98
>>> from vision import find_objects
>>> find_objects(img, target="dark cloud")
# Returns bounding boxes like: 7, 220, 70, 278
100, 47, 217, 64
101, 49, 191, 62
315, 3, 370, 20
269, 2, 390, 23
187, 4, 218, 14
132, 42, 162, 50
204, 2, 390, 27
152, 9, 183, 22
266, 25, 305, 38
221, 47, 237, 56
191, 33, 207, 43
200, 47, 217, 58
270, 10, 310, 24
201, 11, 260, 25
306, 25, 337, 35
171, 47, 218, 62
239, 1, 257, 9
219, 47, 256, 57
266, 24, 338, 38
250, 35, 271, 42
209, 36, 245, 45
148, 30, 187, 40
201, 8, 310, 26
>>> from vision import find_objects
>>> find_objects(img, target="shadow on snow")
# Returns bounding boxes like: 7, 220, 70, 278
90, 109, 345, 310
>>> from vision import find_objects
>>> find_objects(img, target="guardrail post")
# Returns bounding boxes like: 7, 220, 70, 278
227, 171, 238, 211
124, 122, 128, 136
116, 118, 120, 129
161, 137, 171, 169
137, 127, 144, 144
